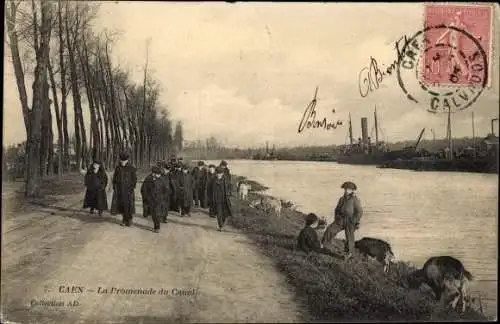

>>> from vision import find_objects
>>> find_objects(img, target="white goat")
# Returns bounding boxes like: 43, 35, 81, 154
250, 196, 282, 218
238, 183, 251, 200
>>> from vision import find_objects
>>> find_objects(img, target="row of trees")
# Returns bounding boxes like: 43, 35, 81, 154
5, 0, 184, 197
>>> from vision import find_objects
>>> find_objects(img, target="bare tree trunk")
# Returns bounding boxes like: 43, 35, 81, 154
40, 78, 51, 176
46, 100, 54, 176
58, 0, 70, 171
48, 59, 64, 178
92, 57, 105, 163
104, 40, 123, 165
6, 1, 31, 132
77, 33, 100, 161
25, 0, 52, 197
65, 1, 85, 170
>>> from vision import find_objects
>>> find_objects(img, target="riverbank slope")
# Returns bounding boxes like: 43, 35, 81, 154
229, 175, 490, 321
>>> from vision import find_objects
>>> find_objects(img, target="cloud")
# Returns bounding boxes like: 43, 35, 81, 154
3, 2, 499, 147
169, 83, 349, 147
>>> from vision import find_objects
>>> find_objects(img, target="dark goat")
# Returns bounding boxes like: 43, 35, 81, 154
355, 237, 395, 272
406, 256, 473, 313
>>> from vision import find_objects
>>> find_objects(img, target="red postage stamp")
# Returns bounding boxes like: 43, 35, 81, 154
421, 4, 493, 87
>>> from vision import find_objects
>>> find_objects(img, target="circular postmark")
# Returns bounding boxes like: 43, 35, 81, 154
396, 25, 488, 114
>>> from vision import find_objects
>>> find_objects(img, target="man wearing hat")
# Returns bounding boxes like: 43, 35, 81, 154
83, 160, 108, 216
111, 152, 138, 227
170, 156, 177, 168
193, 161, 209, 208
141, 166, 169, 233
321, 181, 363, 260
213, 166, 233, 231
169, 163, 182, 212
206, 164, 217, 217
159, 162, 174, 223
191, 162, 201, 207
178, 164, 194, 216
219, 160, 232, 196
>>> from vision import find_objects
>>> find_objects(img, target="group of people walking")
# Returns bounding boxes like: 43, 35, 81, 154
82, 152, 363, 258
82, 152, 233, 233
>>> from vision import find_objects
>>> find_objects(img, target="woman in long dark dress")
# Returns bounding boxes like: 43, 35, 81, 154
83, 161, 108, 216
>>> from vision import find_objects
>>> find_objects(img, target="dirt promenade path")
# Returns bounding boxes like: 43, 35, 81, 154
1, 180, 303, 323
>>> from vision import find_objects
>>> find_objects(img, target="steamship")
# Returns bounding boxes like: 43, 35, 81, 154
378, 114, 499, 174
335, 108, 388, 166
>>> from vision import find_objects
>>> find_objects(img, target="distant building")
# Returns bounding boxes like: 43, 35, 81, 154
478, 134, 499, 158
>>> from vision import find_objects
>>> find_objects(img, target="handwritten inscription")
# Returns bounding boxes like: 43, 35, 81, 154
358, 57, 383, 97
358, 36, 418, 97
298, 88, 343, 133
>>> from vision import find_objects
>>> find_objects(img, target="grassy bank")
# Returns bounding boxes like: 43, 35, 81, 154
229, 175, 488, 322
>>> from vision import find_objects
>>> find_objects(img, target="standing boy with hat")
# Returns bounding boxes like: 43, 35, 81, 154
141, 166, 168, 233
111, 152, 137, 227
321, 181, 363, 260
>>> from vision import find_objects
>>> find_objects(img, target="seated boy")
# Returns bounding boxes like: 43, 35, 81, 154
297, 213, 322, 253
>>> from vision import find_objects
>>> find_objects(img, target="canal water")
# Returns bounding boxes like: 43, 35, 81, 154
220, 159, 498, 318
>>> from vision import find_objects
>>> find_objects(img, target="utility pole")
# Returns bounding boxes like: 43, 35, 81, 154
348, 112, 353, 146
447, 106, 453, 160
374, 106, 379, 152
472, 112, 476, 159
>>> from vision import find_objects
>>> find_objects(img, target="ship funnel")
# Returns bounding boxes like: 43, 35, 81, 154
361, 117, 368, 145
492, 118, 499, 135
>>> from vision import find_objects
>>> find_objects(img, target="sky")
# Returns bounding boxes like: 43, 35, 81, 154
3, 2, 500, 148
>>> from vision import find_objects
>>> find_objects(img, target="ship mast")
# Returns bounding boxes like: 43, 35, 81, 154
348, 112, 353, 146
472, 112, 476, 159
446, 106, 453, 160
374, 106, 379, 152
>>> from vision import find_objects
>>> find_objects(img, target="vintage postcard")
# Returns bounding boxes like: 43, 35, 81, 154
2, 2, 499, 323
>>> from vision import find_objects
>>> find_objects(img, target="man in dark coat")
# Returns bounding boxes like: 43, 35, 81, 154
160, 162, 174, 223
83, 160, 108, 216
191, 162, 201, 207
321, 181, 363, 260
193, 161, 209, 208
178, 164, 194, 216
141, 166, 168, 233
206, 164, 217, 218
219, 160, 232, 196
169, 163, 182, 212
213, 167, 232, 231
111, 152, 137, 227
170, 156, 177, 168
